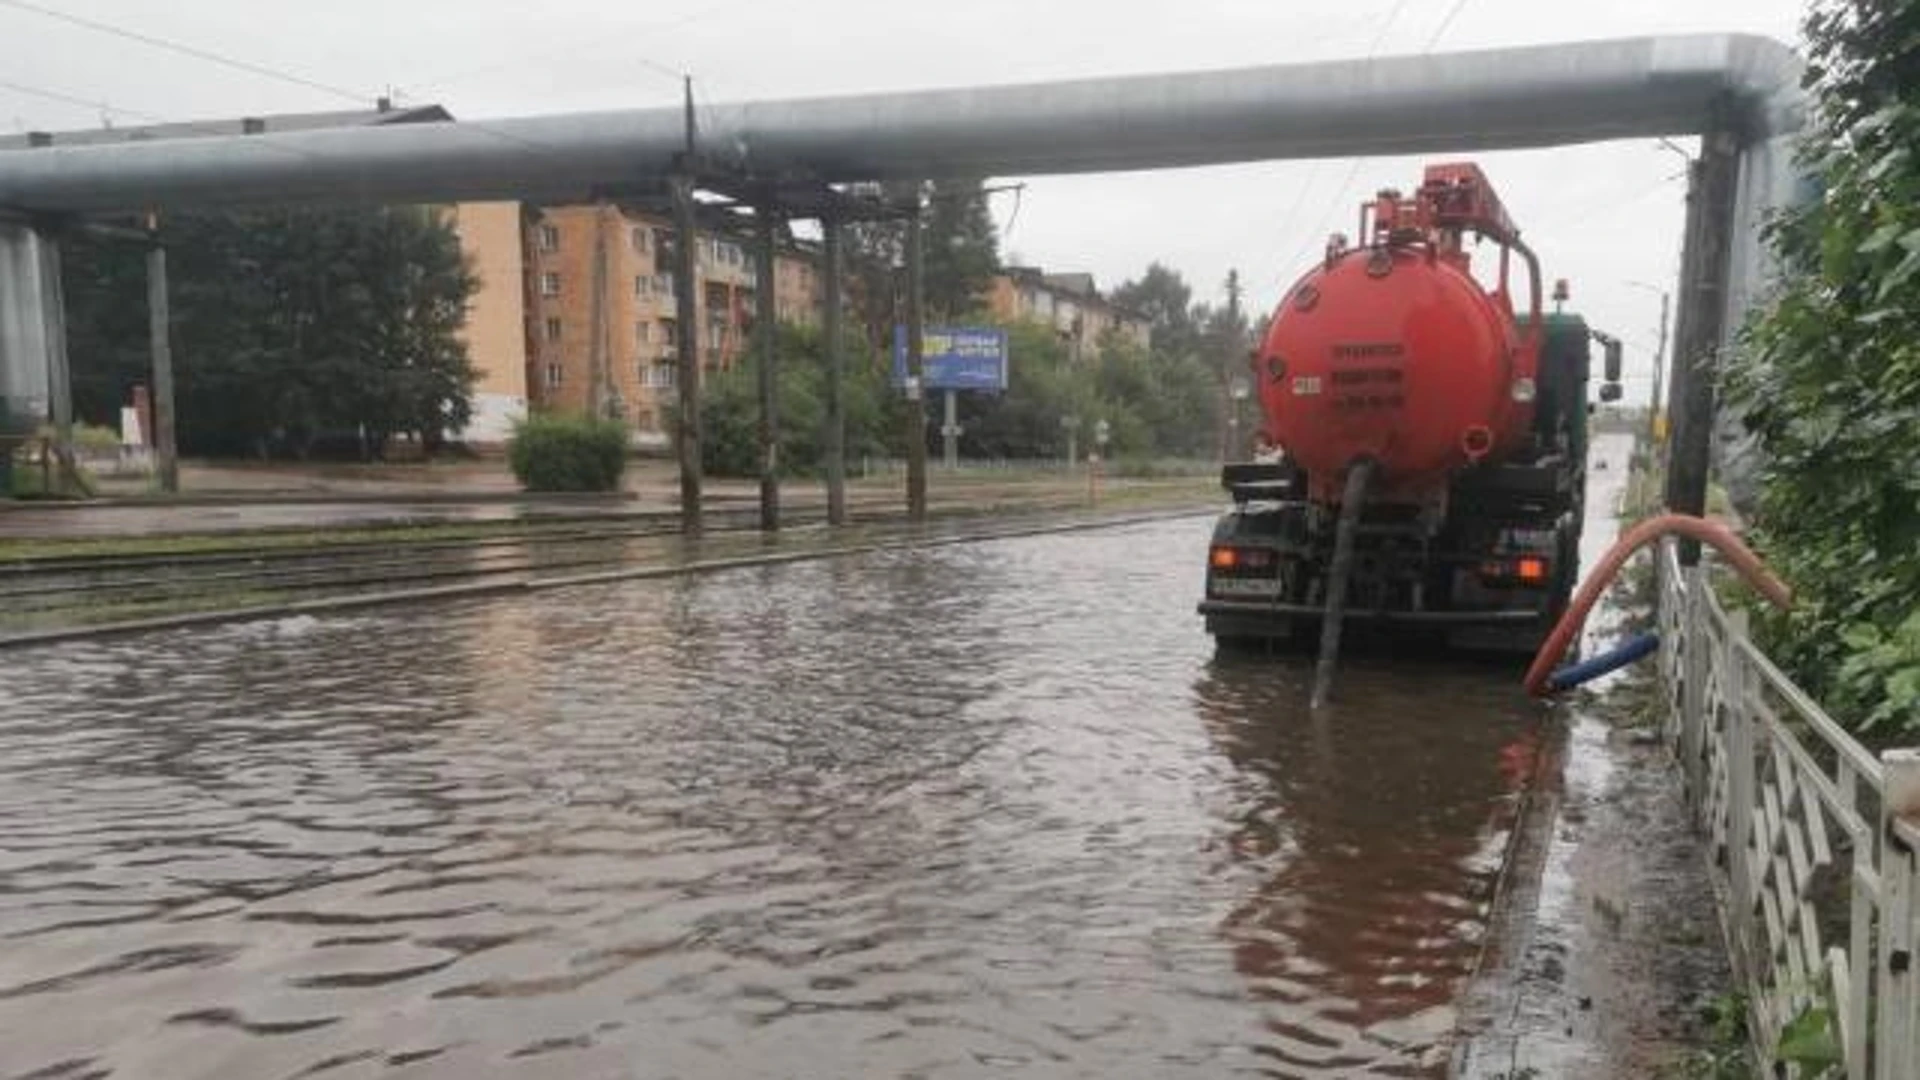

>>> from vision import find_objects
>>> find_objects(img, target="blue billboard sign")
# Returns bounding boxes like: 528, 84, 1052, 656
892, 326, 1009, 392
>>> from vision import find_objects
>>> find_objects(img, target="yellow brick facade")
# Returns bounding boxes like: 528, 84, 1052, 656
453, 202, 826, 440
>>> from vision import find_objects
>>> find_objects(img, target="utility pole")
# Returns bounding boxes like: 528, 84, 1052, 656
755, 204, 780, 531
672, 76, 703, 533
821, 214, 847, 525
903, 188, 928, 521
1649, 289, 1670, 446
144, 216, 178, 493
1221, 269, 1243, 462
1625, 278, 1670, 451
1666, 120, 1739, 565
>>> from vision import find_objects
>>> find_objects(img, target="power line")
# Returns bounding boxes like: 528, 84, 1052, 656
0, 0, 372, 106
401, 12, 711, 96
0, 76, 165, 123
1257, 0, 1418, 300
1265, 0, 1474, 295
1424, 0, 1474, 52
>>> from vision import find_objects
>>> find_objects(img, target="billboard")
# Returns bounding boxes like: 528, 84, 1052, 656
892, 326, 1009, 392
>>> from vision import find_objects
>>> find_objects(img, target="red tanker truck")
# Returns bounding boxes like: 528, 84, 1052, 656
1200, 163, 1620, 676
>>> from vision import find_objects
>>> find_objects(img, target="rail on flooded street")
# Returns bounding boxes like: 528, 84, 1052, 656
1656, 540, 1920, 1079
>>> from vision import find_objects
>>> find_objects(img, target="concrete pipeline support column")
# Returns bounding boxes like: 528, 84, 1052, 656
755, 204, 780, 531
35, 231, 74, 493
0, 222, 56, 493
821, 214, 847, 526
145, 235, 179, 493
903, 189, 928, 522
1665, 116, 1741, 566
672, 175, 703, 534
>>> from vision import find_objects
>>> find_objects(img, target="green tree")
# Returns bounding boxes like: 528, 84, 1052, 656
61, 207, 478, 460
923, 178, 1001, 320
1112, 262, 1202, 359
1725, 0, 1920, 735
840, 179, 1002, 352
694, 322, 899, 477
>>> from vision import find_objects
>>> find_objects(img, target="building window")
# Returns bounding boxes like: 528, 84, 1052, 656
635, 275, 651, 298
631, 227, 649, 253
544, 317, 562, 342
544, 363, 563, 388
642, 362, 676, 389
658, 273, 674, 297
538, 225, 560, 253
636, 321, 651, 345
540, 272, 561, 297
660, 320, 678, 346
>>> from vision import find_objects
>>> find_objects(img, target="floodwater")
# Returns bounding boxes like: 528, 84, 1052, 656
0, 502, 1555, 1078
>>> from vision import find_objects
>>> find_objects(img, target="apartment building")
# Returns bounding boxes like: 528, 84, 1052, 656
453, 202, 825, 445
988, 267, 1151, 362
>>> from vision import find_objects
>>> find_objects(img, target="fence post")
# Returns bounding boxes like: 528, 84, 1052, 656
1723, 609, 1756, 985
1682, 565, 1710, 807
1876, 750, 1920, 1080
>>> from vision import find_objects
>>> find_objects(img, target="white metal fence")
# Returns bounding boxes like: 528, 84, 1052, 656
1658, 541, 1920, 1078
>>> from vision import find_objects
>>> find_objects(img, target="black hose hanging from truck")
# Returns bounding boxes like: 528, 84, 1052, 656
1311, 458, 1374, 709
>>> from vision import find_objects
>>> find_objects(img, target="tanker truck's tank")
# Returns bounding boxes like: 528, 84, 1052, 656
0, 224, 54, 443
1256, 245, 1536, 503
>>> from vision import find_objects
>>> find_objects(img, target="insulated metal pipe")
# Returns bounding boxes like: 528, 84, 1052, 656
0, 35, 1800, 215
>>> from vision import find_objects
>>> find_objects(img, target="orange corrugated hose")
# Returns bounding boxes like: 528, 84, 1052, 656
1523, 514, 1794, 698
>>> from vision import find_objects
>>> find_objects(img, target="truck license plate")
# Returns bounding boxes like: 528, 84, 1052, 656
1213, 577, 1282, 599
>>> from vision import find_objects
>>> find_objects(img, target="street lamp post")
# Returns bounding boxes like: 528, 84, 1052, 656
1625, 279, 1670, 448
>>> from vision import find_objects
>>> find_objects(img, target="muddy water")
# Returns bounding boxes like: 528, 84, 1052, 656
0, 513, 1545, 1078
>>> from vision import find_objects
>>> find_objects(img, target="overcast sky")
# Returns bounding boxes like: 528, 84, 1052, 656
3, 0, 1805, 392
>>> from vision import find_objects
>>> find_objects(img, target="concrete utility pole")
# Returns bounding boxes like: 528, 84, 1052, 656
1625, 278, 1670, 451
903, 189, 928, 521
1666, 121, 1739, 566
1221, 269, 1243, 462
1649, 288, 1669, 446
755, 205, 780, 531
144, 224, 178, 493
821, 215, 847, 525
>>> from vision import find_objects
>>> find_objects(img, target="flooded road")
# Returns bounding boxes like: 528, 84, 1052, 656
1, 502, 1555, 1078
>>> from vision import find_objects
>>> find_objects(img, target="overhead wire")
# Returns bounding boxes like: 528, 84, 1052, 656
400, 8, 717, 96
0, 0, 374, 106
0, 77, 166, 124
0, 0, 565, 161
1256, 0, 1423, 300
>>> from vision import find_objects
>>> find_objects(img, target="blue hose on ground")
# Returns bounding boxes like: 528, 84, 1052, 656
1546, 632, 1661, 693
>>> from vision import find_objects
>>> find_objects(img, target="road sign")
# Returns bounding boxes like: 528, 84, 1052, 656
893, 326, 1008, 392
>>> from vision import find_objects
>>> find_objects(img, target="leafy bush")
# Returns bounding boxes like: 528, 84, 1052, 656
507, 414, 629, 492
1724, 0, 1920, 737
688, 322, 899, 478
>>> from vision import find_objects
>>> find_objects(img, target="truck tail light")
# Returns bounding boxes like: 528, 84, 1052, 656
1211, 547, 1276, 571
1480, 556, 1550, 588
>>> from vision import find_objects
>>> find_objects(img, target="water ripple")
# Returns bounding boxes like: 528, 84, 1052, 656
0, 519, 1540, 1077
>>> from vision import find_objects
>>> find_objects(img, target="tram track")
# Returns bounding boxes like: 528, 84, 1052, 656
0, 487, 1216, 642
